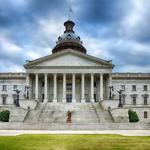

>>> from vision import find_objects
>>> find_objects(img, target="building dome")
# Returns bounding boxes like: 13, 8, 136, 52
52, 20, 87, 54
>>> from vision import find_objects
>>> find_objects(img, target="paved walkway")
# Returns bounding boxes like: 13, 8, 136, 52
0, 130, 150, 136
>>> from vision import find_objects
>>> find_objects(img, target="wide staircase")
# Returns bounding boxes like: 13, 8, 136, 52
24, 102, 114, 123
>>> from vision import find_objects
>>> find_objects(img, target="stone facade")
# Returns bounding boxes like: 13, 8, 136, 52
0, 72, 150, 123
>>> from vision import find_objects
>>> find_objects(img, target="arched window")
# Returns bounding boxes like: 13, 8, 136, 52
144, 111, 148, 118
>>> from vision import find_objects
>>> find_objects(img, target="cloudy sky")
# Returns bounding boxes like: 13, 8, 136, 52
0, 0, 150, 72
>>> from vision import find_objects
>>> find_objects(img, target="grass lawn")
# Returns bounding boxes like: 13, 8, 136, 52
0, 134, 150, 150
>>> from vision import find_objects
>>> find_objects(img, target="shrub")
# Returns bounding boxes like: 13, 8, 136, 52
128, 109, 139, 122
0, 110, 10, 122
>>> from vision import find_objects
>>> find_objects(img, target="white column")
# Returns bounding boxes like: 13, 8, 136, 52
26, 73, 29, 86
81, 73, 85, 103
91, 73, 95, 102
62, 73, 66, 102
53, 73, 57, 102
44, 73, 48, 102
108, 73, 112, 85
35, 73, 39, 100
100, 74, 103, 101
72, 73, 76, 103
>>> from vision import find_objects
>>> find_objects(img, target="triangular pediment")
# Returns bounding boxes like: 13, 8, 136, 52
24, 49, 114, 68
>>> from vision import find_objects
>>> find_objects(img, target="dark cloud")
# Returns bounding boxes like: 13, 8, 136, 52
29, 0, 67, 18
133, 20, 150, 44
77, 0, 130, 24
110, 48, 150, 67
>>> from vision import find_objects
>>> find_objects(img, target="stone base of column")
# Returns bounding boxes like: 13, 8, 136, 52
62, 99, 66, 103
90, 99, 95, 102
81, 99, 86, 103
53, 99, 57, 103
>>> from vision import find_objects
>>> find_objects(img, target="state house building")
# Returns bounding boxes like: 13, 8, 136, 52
0, 20, 150, 123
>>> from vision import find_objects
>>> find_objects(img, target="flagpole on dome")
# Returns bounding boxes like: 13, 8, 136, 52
68, 5, 73, 20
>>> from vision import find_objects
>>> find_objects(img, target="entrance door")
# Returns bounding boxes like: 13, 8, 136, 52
66, 94, 72, 103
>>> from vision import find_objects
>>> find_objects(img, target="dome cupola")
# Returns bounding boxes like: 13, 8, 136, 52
52, 20, 87, 54
64, 20, 75, 33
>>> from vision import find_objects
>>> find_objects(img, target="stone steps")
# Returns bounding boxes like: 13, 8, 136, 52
91, 103, 114, 123
39, 103, 99, 123
24, 103, 46, 123
24, 102, 114, 123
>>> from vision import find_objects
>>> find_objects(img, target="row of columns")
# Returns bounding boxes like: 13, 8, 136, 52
26, 73, 106, 102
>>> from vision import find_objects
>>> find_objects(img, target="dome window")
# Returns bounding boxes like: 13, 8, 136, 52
67, 34, 71, 40
58, 36, 62, 41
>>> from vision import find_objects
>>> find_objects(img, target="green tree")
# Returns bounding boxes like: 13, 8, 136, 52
0, 110, 10, 122
128, 109, 139, 122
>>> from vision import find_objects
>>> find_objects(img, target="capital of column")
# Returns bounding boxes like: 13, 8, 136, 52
53, 73, 57, 77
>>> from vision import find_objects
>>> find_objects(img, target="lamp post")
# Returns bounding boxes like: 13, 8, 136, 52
108, 85, 113, 99
118, 88, 124, 107
26, 85, 30, 99
14, 89, 21, 107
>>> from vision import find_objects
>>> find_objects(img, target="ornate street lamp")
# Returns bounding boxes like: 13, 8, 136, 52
118, 88, 124, 107
26, 85, 30, 99
108, 85, 114, 99
14, 89, 21, 107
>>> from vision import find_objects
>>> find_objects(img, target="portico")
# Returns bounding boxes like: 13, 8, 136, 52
26, 72, 112, 103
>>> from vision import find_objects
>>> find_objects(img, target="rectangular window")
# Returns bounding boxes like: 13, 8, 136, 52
143, 85, 147, 91
121, 85, 125, 91
132, 85, 136, 91
13, 85, 18, 90
2, 97, 6, 105
144, 111, 148, 118
133, 97, 136, 105
144, 97, 148, 105
2, 85, 6, 91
